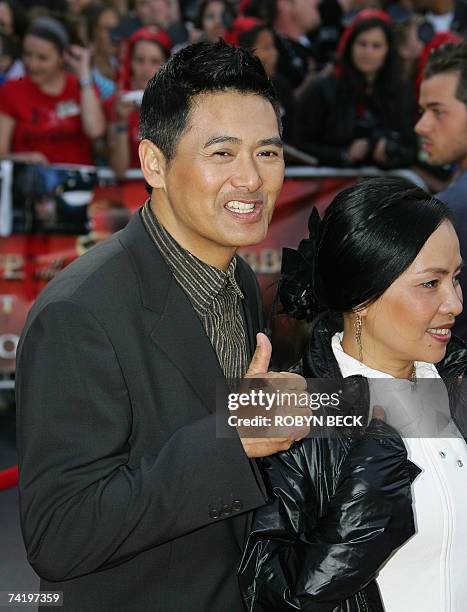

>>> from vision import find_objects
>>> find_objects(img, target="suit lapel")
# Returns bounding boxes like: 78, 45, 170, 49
150, 279, 228, 413
119, 210, 229, 413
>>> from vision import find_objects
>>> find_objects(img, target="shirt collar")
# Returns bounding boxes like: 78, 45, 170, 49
141, 200, 244, 314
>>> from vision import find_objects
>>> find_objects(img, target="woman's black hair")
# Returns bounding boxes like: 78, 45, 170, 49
0, 0, 27, 40
26, 16, 72, 54
279, 177, 454, 321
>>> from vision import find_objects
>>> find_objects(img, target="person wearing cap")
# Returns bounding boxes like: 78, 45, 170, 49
0, 16, 105, 166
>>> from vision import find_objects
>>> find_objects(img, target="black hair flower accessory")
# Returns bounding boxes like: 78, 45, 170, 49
278, 207, 326, 321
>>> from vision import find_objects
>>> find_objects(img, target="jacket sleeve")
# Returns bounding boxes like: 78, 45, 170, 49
16, 299, 267, 582
239, 419, 417, 611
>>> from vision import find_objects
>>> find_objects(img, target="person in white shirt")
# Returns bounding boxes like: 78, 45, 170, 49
240, 176, 467, 612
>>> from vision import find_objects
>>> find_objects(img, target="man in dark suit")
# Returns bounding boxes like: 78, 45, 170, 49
416, 43, 467, 340
15, 41, 306, 611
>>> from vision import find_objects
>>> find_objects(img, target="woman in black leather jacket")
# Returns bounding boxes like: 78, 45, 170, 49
297, 10, 417, 168
239, 177, 467, 611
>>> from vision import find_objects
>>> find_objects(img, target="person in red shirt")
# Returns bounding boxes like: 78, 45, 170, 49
106, 28, 169, 179
0, 16, 105, 166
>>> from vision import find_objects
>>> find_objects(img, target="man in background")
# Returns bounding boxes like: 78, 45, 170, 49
416, 42, 467, 339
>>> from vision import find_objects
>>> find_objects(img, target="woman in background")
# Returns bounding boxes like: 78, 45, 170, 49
240, 177, 467, 611
0, 16, 105, 165
81, 4, 120, 100
193, 0, 236, 43
106, 28, 169, 179
239, 24, 296, 145
297, 10, 416, 167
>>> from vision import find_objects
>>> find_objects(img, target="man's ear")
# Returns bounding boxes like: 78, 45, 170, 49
139, 139, 167, 190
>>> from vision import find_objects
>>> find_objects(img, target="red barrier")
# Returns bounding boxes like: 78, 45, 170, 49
0, 465, 18, 490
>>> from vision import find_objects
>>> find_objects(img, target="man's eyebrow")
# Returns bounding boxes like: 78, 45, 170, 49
258, 136, 283, 148
203, 135, 241, 148
203, 135, 283, 148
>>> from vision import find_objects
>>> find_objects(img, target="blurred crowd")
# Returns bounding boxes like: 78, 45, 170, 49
0, 0, 466, 186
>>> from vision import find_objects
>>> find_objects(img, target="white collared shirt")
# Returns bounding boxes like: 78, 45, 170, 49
331, 333, 467, 612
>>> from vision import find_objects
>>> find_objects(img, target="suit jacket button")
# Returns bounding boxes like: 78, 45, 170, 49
232, 499, 243, 511
209, 508, 220, 519
221, 504, 232, 516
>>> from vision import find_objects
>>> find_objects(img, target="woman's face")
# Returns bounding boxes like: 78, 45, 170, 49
202, 1, 226, 42
351, 26, 389, 79
131, 40, 166, 89
0, 2, 13, 36
23, 35, 64, 86
95, 8, 119, 56
361, 221, 463, 369
252, 29, 278, 78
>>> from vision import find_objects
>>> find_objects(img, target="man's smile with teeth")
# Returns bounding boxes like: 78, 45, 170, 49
225, 200, 257, 212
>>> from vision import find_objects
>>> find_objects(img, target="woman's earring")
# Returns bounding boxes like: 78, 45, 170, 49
354, 312, 363, 363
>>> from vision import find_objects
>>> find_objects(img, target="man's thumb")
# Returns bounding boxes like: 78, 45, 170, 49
246, 333, 272, 376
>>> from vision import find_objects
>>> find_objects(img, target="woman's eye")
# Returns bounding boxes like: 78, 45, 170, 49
421, 279, 438, 288
213, 151, 231, 157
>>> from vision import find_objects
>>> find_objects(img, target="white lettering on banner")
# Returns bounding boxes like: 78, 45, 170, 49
0, 295, 16, 314
0, 334, 19, 360
0, 254, 24, 280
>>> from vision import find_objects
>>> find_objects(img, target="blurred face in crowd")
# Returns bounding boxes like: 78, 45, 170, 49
292, 0, 320, 33
351, 26, 389, 79
131, 40, 166, 90
140, 91, 284, 269
66, 0, 93, 14
135, 0, 170, 29
416, 72, 467, 170
0, 1, 13, 36
23, 35, 64, 87
95, 8, 119, 57
252, 29, 278, 78
202, 1, 227, 41
397, 20, 424, 63
351, 221, 462, 373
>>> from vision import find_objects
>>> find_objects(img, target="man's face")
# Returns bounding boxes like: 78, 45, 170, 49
416, 72, 467, 169
292, 0, 320, 33
147, 91, 284, 268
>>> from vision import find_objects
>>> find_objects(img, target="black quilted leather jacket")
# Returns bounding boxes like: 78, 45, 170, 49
238, 315, 467, 612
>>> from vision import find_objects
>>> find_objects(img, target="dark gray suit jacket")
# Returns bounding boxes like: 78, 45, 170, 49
16, 209, 268, 611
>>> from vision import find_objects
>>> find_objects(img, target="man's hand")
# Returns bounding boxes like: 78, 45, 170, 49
239, 333, 309, 458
